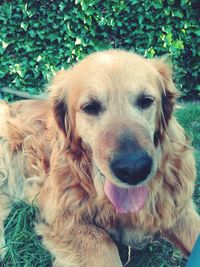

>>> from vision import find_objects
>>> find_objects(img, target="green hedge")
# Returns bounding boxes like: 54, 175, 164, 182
0, 0, 199, 99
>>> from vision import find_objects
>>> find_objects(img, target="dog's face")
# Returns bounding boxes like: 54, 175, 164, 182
51, 50, 177, 213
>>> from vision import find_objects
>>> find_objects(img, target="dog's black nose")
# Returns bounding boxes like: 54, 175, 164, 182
110, 151, 152, 185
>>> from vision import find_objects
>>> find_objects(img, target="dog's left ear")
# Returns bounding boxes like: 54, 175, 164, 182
154, 58, 178, 127
151, 58, 178, 145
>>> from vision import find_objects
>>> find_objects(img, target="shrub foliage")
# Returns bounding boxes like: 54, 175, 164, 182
0, 0, 199, 99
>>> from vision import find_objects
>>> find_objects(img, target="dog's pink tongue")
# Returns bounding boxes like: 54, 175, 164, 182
104, 180, 148, 213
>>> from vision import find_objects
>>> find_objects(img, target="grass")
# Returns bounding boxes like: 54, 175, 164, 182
176, 101, 200, 213
1, 102, 200, 267
2, 202, 52, 267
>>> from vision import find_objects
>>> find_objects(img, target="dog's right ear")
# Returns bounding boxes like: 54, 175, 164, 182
49, 70, 85, 157
53, 97, 68, 136
49, 70, 70, 137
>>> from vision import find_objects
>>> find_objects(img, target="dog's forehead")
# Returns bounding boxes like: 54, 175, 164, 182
75, 50, 157, 75
83, 52, 157, 83
70, 51, 161, 104
98, 53, 113, 65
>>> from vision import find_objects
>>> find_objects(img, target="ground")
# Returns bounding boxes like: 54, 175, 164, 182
1, 101, 200, 267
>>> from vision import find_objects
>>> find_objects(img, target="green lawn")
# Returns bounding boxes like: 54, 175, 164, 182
1, 102, 200, 267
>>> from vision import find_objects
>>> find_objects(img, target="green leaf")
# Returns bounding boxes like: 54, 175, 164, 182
152, 0, 163, 9
194, 29, 200, 37
171, 10, 183, 18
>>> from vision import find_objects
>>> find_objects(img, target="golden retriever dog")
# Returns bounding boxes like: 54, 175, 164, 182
0, 50, 200, 267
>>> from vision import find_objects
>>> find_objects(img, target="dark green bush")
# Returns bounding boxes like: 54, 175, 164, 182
0, 0, 199, 99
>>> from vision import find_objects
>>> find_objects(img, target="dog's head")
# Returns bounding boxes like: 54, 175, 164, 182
50, 50, 177, 213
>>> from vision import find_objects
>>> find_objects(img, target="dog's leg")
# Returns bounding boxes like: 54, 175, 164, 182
163, 201, 200, 256
36, 221, 123, 267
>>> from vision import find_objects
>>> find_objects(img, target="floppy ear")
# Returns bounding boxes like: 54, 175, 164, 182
48, 71, 93, 193
49, 71, 72, 139
49, 70, 83, 156
52, 95, 69, 137
152, 58, 178, 144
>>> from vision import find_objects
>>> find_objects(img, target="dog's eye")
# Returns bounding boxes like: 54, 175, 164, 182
81, 101, 102, 116
137, 95, 154, 109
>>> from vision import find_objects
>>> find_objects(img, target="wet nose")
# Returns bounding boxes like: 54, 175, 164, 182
110, 151, 152, 185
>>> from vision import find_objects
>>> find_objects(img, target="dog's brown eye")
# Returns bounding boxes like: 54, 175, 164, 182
137, 95, 154, 109
81, 101, 102, 116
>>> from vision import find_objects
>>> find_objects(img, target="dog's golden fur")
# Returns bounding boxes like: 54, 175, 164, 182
0, 50, 200, 266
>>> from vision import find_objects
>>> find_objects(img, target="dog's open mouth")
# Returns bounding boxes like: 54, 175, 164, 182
104, 180, 148, 214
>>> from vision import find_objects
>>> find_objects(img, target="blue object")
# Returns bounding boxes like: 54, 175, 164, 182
186, 235, 200, 267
